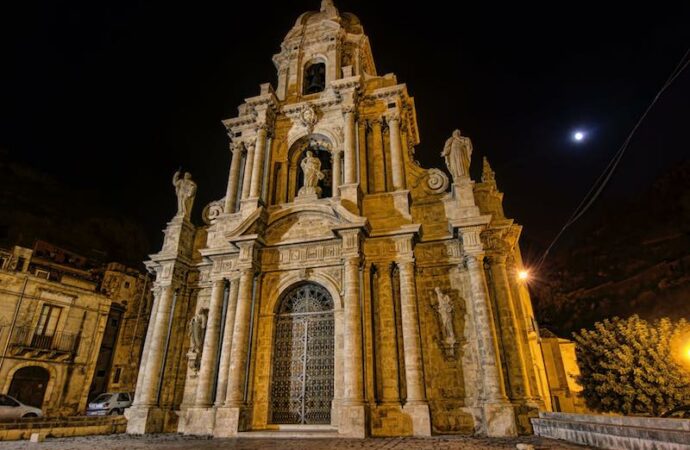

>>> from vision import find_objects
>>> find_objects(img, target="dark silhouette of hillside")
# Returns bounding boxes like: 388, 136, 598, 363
0, 150, 149, 267
532, 160, 690, 335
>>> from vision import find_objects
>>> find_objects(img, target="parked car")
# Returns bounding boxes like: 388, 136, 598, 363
661, 405, 690, 419
86, 392, 133, 416
0, 394, 43, 419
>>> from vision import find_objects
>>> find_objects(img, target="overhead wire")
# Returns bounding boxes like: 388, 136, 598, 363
536, 48, 690, 269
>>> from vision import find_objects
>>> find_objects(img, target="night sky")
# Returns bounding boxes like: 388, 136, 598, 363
2, 1, 689, 261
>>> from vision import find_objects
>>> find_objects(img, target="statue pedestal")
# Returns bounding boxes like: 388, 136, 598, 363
295, 192, 320, 203
443, 181, 481, 220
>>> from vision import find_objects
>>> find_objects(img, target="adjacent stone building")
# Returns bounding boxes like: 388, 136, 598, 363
126, 0, 550, 438
0, 243, 151, 416
539, 329, 589, 414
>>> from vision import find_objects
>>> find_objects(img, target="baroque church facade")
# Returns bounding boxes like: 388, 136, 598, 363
126, 0, 550, 438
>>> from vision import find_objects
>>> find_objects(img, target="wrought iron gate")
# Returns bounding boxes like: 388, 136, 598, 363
270, 284, 334, 425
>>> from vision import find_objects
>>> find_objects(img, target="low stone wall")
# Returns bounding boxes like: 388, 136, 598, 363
0, 416, 126, 441
532, 412, 690, 449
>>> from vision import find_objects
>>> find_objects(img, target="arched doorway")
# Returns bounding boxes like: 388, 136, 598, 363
8, 366, 49, 408
270, 283, 334, 425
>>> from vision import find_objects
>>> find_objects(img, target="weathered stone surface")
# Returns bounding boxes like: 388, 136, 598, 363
533, 412, 690, 449
126, 0, 552, 439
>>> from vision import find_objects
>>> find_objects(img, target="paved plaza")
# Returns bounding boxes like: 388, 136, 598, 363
0, 434, 591, 449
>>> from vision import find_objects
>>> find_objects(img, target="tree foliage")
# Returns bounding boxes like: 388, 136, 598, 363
573, 315, 690, 416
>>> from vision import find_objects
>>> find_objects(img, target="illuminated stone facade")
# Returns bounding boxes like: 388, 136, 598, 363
126, 0, 550, 438
0, 245, 151, 416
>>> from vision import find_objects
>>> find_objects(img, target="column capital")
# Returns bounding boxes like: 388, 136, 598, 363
230, 141, 245, 155
386, 111, 401, 124
486, 252, 508, 265
464, 252, 485, 268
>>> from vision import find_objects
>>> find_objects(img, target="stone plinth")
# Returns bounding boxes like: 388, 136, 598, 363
338, 404, 367, 438
184, 407, 216, 436
125, 405, 165, 434
484, 403, 518, 437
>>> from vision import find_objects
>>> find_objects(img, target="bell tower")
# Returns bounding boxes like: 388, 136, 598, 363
272, 0, 377, 101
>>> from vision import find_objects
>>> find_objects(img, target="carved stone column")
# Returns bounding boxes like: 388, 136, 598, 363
397, 260, 431, 436
240, 140, 255, 200
342, 256, 364, 404
249, 126, 268, 199
387, 112, 404, 190
215, 276, 240, 405
223, 268, 254, 406
340, 255, 365, 437
332, 149, 342, 198
132, 286, 159, 405
487, 254, 530, 402
224, 143, 244, 214
135, 284, 175, 407
214, 267, 254, 437
370, 118, 386, 193
194, 279, 226, 407
358, 119, 368, 194
343, 107, 357, 184
465, 253, 517, 436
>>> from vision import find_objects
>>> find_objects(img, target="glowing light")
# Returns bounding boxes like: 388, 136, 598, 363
518, 270, 530, 281
573, 131, 585, 142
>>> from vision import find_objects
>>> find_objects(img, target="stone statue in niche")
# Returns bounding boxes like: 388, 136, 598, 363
188, 310, 207, 353
433, 287, 458, 359
441, 130, 473, 182
186, 309, 207, 374
173, 170, 197, 220
298, 150, 325, 198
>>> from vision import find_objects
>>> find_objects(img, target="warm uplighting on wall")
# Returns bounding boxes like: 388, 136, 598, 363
518, 270, 530, 282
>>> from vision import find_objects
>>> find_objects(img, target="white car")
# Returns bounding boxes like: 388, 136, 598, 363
0, 394, 43, 419
86, 392, 133, 416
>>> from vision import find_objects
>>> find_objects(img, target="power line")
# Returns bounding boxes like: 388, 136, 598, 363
537, 48, 690, 269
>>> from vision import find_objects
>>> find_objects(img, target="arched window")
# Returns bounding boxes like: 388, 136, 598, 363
303, 61, 326, 95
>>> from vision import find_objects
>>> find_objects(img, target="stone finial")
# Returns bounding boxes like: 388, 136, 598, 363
482, 157, 496, 183
321, 0, 336, 12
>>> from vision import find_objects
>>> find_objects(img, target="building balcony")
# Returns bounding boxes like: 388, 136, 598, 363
9, 326, 79, 361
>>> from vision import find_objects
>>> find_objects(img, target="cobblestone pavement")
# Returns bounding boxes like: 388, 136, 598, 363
0, 434, 593, 449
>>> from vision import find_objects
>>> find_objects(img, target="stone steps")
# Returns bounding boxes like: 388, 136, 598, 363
239, 425, 339, 439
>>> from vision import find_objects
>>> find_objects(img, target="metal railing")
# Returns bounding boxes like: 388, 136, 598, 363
10, 326, 79, 354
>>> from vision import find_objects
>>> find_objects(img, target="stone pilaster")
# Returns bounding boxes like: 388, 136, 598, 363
370, 118, 386, 193
377, 263, 400, 405
465, 253, 517, 437
215, 276, 240, 406
487, 254, 530, 402
240, 140, 255, 200
249, 125, 268, 199
214, 267, 255, 437
224, 142, 244, 214
387, 112, 404, 191
397, 259, 431, 436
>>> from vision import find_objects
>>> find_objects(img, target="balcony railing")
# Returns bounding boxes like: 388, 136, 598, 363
10, 326, 79, 355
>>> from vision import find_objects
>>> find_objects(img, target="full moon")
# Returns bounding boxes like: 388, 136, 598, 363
573, 131, 585, 142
